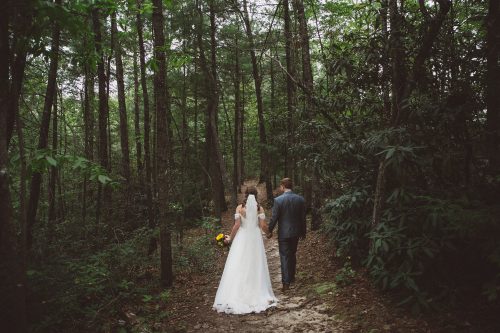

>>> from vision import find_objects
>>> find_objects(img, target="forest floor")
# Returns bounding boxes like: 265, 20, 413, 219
121, 180, 497, 333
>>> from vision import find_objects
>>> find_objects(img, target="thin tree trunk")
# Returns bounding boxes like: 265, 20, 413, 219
92, 7, 111, 228
136, 0, 154, 228
209, 0, 228, 214
133, 48, 143, 180
233, 34, 243, 197
196, 0, 227, 219
486, 0, 500, 173
152, 0, 173, 287
180, 51, 189, 237
48, 86, 58, 233
270, 50, 276, 189
241, 74, 245, 183
381, 0, 391, 121
106, 23, 113, 173
111, 11, 131, 182
294, 0, 321, 229
240, 0, 273, 203
26, 2, 61, 249
194, 63, 199, 158
283, 0, 296, 180
82, 55, 95, 224
57, 90, 65, 222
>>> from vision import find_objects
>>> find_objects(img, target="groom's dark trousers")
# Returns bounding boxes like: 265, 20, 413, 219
269, 191, 307, 285
278, 237, 299, 283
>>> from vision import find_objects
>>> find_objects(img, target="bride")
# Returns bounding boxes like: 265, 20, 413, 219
212, 186, 277, 314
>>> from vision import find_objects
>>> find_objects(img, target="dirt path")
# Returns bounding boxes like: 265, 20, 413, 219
160, 180, 351, 333
158, 180, 474, 332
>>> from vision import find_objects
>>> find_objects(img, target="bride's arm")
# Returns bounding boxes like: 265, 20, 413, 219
225, 206, 242, 244
258, 206, 269, 234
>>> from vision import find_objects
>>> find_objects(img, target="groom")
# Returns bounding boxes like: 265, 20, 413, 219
267, 178, 307, 292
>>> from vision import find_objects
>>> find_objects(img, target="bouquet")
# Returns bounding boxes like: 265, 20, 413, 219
215, 233, 229, 247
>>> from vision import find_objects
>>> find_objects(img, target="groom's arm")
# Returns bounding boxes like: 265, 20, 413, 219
268, 199, 280, 233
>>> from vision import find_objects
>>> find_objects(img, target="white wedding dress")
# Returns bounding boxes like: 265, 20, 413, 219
212, 195, 277, 314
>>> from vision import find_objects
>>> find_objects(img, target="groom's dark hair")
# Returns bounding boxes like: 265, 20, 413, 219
281, 178, 293, 189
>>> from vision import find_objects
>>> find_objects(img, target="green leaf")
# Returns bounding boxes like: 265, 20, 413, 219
46, 156, 57, 167
98, 175, 111, 184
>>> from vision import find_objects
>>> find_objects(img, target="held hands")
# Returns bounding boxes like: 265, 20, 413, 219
224, 235, 231, 244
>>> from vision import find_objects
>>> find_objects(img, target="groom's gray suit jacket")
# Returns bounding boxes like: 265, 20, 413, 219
268, 191, 307, 239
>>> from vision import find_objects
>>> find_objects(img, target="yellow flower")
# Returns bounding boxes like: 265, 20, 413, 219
216, 233, 224, 241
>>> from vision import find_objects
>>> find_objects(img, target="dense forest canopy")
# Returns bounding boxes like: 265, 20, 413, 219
1, 0, 500, 331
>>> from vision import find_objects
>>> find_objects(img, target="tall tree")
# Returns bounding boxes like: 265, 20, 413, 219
4, 1, 29, 322
0, 1, 28, 330
233, 33, 244, 195
82, 24, 95, 224
92, 6, 111, 225
5, 0, 33, 148
239, 0, 273, 203
133, 48, 143, 179
152, 0, 174, 287
293, 0, 321, 229
486, 0, 500, 173
111, 11, 131, 181
136, 0, 154, 227
48, 88, 59, 230
283, 0, 296, 180
196, 0, 227, 219
26, 0, 62, 249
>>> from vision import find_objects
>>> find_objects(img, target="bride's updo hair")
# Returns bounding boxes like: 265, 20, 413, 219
243, 186, 260, 210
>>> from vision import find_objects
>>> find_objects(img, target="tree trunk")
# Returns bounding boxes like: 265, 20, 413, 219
92, 7, 111, 227
0, 1, 27, 330
294, 0, 321, 229
26, 2, 61, 249
48, 87, 58, 232
293, 0, 313, 110
136, 0, 154, 228
209, 0, 228, 214
83, 58, 95, 163
6, 0, 32, 149
133, 48, 143, 180
152, 0, 173, 287
283, 0, 296, 180
82, 30, 95, 224
270, 50, 276, 189
233, 34, 243, 197
196, 0, 227, 219
111, 11, 131, 182
380, 0, 391, 121
486, 0, 500, 173
241, 74, 246, 185
240, 0, 273, 203
106, 24, 113, 173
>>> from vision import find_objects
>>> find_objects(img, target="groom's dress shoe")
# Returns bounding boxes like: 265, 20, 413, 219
282, 283, 290, 292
